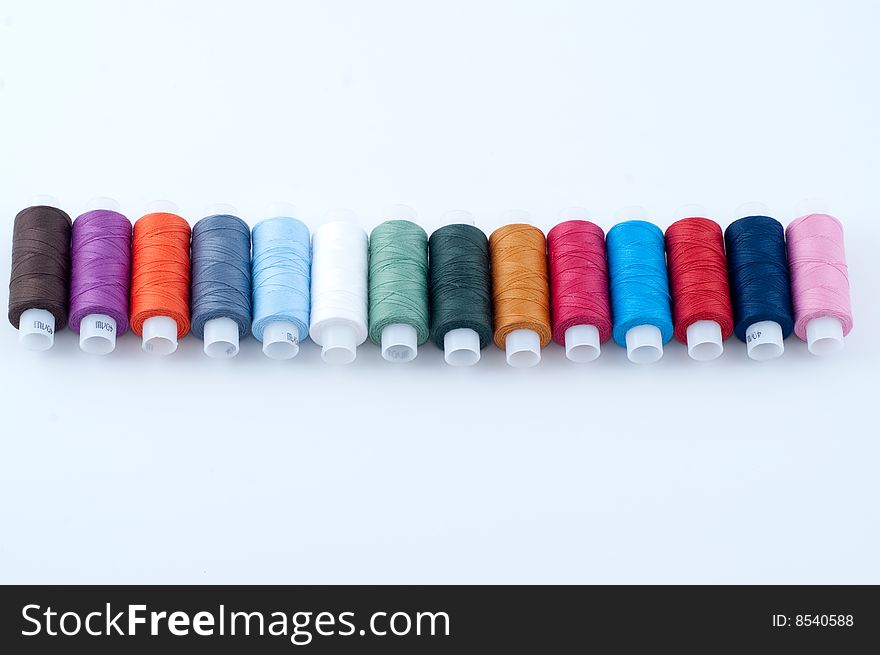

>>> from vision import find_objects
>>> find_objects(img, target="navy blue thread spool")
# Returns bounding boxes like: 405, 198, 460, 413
724, 206, 793, 361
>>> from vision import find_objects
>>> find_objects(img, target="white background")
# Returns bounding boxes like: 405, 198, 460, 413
1, 0, 878, 583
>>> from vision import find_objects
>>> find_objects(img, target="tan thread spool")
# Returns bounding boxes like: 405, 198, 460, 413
489, 223, 552, 351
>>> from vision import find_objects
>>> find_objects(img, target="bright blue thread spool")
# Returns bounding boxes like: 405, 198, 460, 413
606, 219, 673, 363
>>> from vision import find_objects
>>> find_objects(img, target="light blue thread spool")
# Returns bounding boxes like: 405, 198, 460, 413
251, 212, 311, 360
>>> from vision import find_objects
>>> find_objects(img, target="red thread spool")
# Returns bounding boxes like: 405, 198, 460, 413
547, 218, 611, 362
665, 216, 733, 360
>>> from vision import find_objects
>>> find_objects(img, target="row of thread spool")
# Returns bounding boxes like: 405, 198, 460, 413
8, 196, 853, 366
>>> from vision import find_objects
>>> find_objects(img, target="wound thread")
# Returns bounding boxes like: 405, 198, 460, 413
606, 220, 673, 346
8, 205, 72, 330
251, 216, 311, 343
489, 223, 552, 349
665, 216, 734, 343
724, 215, 794, 341
190, 214, 253, 339
69, 209, 132, 334
785, 213, 853, 340
428, 224, 493, 349
547, 219, 611, 345
368, 219, 430, 345
308, 220, 369, 355
130, 212, 192, 338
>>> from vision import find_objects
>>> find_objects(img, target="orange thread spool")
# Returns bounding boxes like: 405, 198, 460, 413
130, 212, 192, 338
489, 223, 552, 349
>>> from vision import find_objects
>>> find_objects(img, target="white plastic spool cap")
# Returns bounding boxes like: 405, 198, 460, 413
86, 197, 121, 213
262, 320, 300, 360
205, 203, 238, 216
614, 205, 648, 222
676, 203, 708, 220
559, 206, 590, 221
564, 324, 601, 362
146, 200, 179, 215
443, 327, 481, 366
442, 210, 476, 227
805, 316, 844, 356
79, 313, 117, 355
325, 208, 358, 225
794, 198, 830, 217
31, 194, 60, 208
685, 319, 723, 362
266, 202, 298, 219
318, 323, 358, 365
389, 204, 417, 222
501, 209, 531, 225
505, 328, 541, 368
745, 320, 784, 361
142, 315, 178, 355
736, 201, 771, 218
625, 324, 663, 364
19, 308, 55, 351
381, 323, 418, 363
203, 317, 240, 359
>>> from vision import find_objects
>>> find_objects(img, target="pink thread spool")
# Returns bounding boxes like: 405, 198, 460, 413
786, 212, 853, 355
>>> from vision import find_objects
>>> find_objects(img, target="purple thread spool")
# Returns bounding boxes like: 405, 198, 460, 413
69, 199, 133, 354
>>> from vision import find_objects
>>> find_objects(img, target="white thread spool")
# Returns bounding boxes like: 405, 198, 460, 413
309, 211, 369, 365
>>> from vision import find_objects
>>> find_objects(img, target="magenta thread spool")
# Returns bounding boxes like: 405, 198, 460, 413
548, 207, 611, 363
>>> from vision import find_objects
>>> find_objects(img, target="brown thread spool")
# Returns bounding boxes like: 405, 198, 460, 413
8, 204, 72, 350
489, 221, 552, 367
